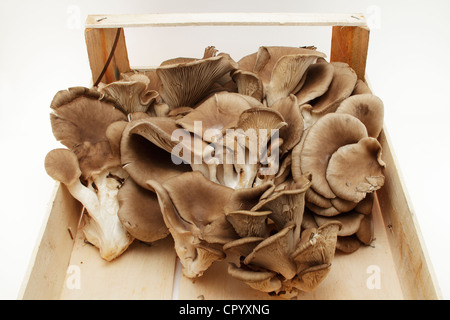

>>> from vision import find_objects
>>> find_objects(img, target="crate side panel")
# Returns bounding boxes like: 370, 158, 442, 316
59, 232, 177, 299
178, 193, 403, 300
377, 127, 441, 299
21, 184, 82, 300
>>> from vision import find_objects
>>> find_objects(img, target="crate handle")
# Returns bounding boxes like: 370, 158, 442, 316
84, 12, 369, 84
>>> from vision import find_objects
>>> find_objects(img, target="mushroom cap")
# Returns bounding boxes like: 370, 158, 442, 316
314, 211, 365, 237
356, 213, 374, 245
44, 148, 81, 185
309, 62, 357, 114
265, 52, 326, 105
117, 177, 169, 243
326, 137, 385, 203
223, 237, 264, 258
352, 79, 372, 95
156, 55, 237, 109
226, 210, 271, 238
231, 70, 264, 101
120, 118, 191, 190
234, 107, 287, 147
228, 263, 282, 293
238, 46, 326, 85
295, 62, 334, 106
98, 77, 158, 114
147, 175, 227, 278
291, 221, 342, 273
252, 173, 311, 240
244, 223, 298, 280
269, 95, 304, 155
294, 263, 332, 292
225, 181, 274, 214
156, 171, 238, 244
300, 113, 368, 199
175, 92, 262, 143
336, 94, 384, 138
50, 87, 127, 179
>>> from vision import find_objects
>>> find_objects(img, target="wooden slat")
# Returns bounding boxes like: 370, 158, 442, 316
85, 28, 131, 84
59, 233, 177, 300
330, 25, 370, 80
19, 183, 83, 300
377, 127, 442, 299
86, 13, 368, 29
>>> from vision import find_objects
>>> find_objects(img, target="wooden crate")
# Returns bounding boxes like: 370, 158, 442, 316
19, 13, 441, 300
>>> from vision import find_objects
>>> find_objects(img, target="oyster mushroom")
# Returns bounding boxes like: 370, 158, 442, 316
148, 171, 238, 278
298, 113, 368, 200
269, 95, 304, 155
98, 73, 159, 114
226, 210, 271, 238
45, 148, 133, 261
50, 87, 127, 179
228, 263, 282, 293
244, 223, 298, 280
295, 61, 334, 106
301, 62, 358, 129
117, 177, 169, 243
326, 137, 386, 203
238, 46, 326, 106
291, 221, 342, 275
156, 54, 237, 110
48, 87, 134, 261
336, 93, 384, 138
120, 117, 192, 190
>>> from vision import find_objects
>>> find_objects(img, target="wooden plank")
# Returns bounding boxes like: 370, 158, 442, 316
85, 28, 131, 85
177, 193, 404, 300
330, 25, 369, 80
59, 233, 177, 299
85, 13, 367, 28
19, 183, 83, 300
377, 127, 442, 299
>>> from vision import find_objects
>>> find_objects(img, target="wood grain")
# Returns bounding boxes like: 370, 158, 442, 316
85, 28, 131, 84
330, 26, 369, 80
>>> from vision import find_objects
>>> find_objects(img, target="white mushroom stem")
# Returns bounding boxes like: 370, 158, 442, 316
71, 168, 133, 261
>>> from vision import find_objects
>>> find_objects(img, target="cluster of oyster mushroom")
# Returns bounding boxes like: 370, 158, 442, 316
44, 45, 385, 298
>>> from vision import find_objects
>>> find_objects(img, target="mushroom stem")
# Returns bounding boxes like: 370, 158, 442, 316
80, 168, 133, 261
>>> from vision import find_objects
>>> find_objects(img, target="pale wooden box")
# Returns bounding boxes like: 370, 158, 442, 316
19, 13, 441, 300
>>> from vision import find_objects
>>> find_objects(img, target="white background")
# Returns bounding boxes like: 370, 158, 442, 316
1, 0, 449, 299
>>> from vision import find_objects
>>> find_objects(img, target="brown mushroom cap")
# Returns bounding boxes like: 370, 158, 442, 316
309, 62, 357, 114
244, 223, 297, 280
226, 210, 271, 238
155, 171, 238, 245
50, 87, 127, 179
291, 221, 341, 274
252, 173, 311, 240
299, 113, 368, 199
269, 95, 304, 155
156, 55, 237, 109
120, 118, 191, 190
223, 237, 264, 258
295, 62, 334, 106
45, 148, 82, 186
326, 137, 385, 203
117, 177, 169, 243
98, 75, 159, 114
175, 92, 262, 143
147, 177, 223, 278
228, 263, 282, 293
266, 51, 326, 105
231, 70, 264, 101
314, 211, 365, 237
336, 94, 385, 138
